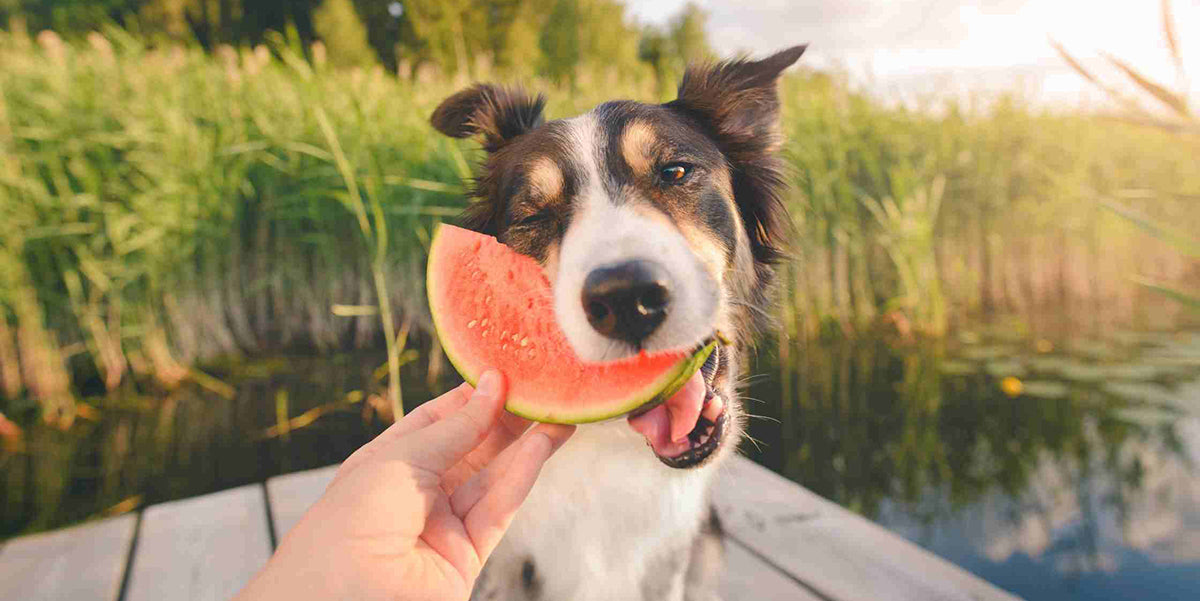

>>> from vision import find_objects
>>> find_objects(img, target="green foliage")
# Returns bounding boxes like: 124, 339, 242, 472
1, 0, 139, 34
398, 0, 483, 74
538, 0, 641, 86
639, 1, 712, 97
0, 24, 1197, 415
2, 0, 703, 86
862, 176, 946, 334
0, 29, 471, 415
668, 2, 710, 64
485, 0, 549, 73
538, 0, 579, 82
313, 0, 375, 68
1051, 0, 1199, 312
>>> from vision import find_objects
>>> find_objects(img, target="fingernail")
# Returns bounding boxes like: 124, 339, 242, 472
476, 370, 501, 399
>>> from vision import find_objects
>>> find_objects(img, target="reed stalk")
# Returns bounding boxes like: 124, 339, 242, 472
0, 25, 1195, 418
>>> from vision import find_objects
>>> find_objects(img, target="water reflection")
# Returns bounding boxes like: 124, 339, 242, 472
1, 353, 445, 538
743, 332, 1200, 600
2, 333, 1198, 600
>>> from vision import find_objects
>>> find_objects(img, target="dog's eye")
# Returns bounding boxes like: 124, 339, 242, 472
659, 163, 693, 185
512, 211, 552, 228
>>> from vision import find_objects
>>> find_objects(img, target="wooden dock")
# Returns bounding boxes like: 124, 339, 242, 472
0, 456, 1021, 600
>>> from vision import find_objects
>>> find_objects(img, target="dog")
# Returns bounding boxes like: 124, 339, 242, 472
430, 45, 805, 601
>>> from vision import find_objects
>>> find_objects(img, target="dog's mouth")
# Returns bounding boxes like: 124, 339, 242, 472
628, 341, 727, 469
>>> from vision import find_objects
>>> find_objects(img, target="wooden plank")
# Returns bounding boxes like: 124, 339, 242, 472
720, 539, 823, 601
714, 456, 1022, 601
0, 514, 136, 601
265, 465, 339, 541
123, 484, 271, 601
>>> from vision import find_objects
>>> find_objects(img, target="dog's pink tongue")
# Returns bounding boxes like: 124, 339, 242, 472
628, 370, 705, 457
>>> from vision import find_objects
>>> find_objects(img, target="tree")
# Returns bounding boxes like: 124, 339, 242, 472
390, 0, 490, 75
668, 1, 710, 65
538, 0, 580, 83
539, 0, 641, 86
638, 2, 712, 97
486, 0, 551, 75
3, 0, 140, 35
313, 0, 376, 68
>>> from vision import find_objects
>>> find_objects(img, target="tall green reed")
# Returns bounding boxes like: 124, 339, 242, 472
1052, 0, 1199, 311
0, 25, 1196, 422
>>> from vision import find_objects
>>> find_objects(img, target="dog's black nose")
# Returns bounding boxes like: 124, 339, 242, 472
581, 260, 671, 345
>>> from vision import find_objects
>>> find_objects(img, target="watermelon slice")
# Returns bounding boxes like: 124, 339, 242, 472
427, 224, 716, 424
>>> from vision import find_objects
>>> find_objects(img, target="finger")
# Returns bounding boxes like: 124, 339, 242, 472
391, 382, 476, 437
440, 410, 531, 493
415, 494, 483, 583
449, 423, 573, 518
388, 370, 507, 474
337, 382, 474, 478
462, 427, 571, 561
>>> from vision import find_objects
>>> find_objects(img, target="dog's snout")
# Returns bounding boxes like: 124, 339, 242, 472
581, 260, 671, 345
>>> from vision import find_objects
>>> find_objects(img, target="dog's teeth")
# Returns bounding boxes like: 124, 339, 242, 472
700, 345, 720, 383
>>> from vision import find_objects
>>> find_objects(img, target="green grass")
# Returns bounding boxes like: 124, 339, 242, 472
0, 28, 1197, 421
775, 73, 1200, 338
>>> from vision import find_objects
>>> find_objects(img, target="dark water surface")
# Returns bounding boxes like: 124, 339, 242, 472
2, 330, 1198, 601
743, 330, 1200, 601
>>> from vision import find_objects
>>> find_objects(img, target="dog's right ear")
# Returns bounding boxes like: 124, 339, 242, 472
430, 84, 546, 153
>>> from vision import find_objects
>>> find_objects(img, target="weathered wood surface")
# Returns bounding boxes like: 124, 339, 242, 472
265, 464, 338, 540
719, 539, 823, 601
262, 464, 823, 600
0, 514, 136, 601
713, 456, 1022, 601
123, 483, 272, 601
0, 455, 1022, 601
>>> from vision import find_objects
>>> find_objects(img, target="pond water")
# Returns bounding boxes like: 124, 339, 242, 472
2, 329, 1198, 601
743, 329, 1200, 601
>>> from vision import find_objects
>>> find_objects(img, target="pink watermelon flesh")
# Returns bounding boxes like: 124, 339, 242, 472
427, 224, 715, 424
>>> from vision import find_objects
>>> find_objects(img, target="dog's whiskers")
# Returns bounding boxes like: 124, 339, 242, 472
734, 373, 770, 386
744, 413, 780, 423
742, 433, 766, 453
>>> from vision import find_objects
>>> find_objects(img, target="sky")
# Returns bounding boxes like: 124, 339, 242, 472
625, 0, 1200, 107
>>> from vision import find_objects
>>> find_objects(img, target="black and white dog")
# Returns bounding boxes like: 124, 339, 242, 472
431, 46, 805, 601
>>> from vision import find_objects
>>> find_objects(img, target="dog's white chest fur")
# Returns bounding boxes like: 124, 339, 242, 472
481, 421, 716, 600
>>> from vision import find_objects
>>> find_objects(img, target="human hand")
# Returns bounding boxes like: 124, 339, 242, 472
235, 370, 574, 601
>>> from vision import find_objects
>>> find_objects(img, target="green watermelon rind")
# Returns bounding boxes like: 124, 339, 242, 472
427, 225, 718, 425
505, 341, 716, 424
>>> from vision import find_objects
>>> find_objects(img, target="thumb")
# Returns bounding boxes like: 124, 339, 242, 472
389, 370, 507, 474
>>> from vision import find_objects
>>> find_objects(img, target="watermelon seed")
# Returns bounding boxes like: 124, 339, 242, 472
519, 337, 528, 347
511, 334, 520, 343
467, 320, 477, 329
502, 343, 509, 351
482, 329, 491, 338
481, 318, 489, 327
500, 330, 509, 340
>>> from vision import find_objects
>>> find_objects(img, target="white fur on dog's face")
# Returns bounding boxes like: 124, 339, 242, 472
550, 113, 719, 362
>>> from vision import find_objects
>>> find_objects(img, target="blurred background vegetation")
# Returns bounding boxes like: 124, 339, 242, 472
0, 0, 1194, 425
0, 4, 1198, 595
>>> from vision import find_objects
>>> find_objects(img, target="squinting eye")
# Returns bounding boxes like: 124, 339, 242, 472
659, 163, 692, 184
513, 211, 551, 228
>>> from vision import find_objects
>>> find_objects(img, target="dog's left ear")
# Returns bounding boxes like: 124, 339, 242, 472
666, 45, 806, 265
430, 83, 546, 153
668, 45, 805, 151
